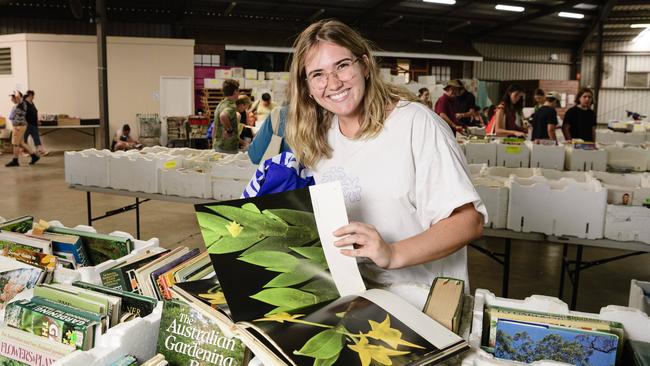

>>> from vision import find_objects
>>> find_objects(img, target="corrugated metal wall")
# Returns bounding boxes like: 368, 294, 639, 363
597, 90, 650, 122
473, 42, 572, 81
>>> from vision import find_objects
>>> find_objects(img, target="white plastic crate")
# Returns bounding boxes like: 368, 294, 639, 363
604, 145, 649, 172
506, 176, 606, 239
159, 167, 212, 198
596, 129, 646, 145
564, 146, 607, 171
496, 143, 530, 168
604, 204, 650, 244
527, 142, 565, 170
465, 142, 497, 166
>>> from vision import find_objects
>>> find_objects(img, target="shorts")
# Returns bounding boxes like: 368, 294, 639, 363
11, 125, 26, 145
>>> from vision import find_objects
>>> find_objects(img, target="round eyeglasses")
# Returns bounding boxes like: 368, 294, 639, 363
306, 58, 361, 90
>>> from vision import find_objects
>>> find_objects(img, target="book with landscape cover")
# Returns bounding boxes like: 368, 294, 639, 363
0, 231, 52, 254
0, 216, 34, 233
0, 256, 45, 310
193, 182, 469, 366
45, 226, 132, 265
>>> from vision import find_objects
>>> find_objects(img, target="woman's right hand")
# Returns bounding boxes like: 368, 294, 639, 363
514, 130, 526, 137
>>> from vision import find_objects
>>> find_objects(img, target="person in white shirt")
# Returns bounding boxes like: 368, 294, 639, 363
286, 19, 487, 309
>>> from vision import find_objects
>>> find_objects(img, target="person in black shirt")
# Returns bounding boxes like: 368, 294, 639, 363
562, 88, 597, 142
23, 90, 47, 156
531, 91, 560, 141
455, 81, 477, 126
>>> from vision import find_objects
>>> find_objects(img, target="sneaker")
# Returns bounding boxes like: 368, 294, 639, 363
29, 154, 40, 165
5, 159, 18, 167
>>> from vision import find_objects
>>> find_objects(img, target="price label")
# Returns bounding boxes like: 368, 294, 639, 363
505, 146, 521, 154
163, 161, 177, 169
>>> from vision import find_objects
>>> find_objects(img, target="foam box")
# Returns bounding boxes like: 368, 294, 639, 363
629, 279, 650, 315
597, 129, 646, 145
159, 167, 212, 198
604, 145, 649, 172
215, 69, 232, 79
474, 178, 509, 229
465, 142, 497, 166
204, 78, 226, 89
483, 166, 536, 180
244, 69, 258, 80
590, 171, 650, 205
64, 151, 87, 185
468, 127, 486, 136
537, 169, 589, 183
604, 204, 650, 243
564, 146, 607, 171
468, 163, 487, 177
527, 142, 565, 170
506, 176, 606, 238
496, 143, 530, 168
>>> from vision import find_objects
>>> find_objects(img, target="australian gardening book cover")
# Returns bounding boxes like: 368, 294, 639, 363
194, 181, 468, 366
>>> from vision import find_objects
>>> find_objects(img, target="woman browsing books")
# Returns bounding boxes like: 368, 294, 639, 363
286, 20, 487, 309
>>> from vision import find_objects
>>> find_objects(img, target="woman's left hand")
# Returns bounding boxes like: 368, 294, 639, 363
333, 221, 394, 269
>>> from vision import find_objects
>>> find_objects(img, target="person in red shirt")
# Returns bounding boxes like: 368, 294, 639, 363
434, 80, 463, 133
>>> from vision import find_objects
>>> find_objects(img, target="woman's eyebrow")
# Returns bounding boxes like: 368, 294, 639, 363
307, 57, 353, 76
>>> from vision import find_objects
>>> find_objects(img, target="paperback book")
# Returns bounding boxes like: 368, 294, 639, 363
100, 247, 169, 292
0, 324, 75, 366
193, 182, 469, 366
45, 226, 132, 265
72, 281, 158, 320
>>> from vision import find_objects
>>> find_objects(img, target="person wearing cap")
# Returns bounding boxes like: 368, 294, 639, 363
6, 91, 39, 167
434, 79, 463, 134
530, 91, 561, 141
454, 81, 477, 126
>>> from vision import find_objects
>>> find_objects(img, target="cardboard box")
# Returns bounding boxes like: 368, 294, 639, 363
215, 69, 233, 79
58, 117, 81, 126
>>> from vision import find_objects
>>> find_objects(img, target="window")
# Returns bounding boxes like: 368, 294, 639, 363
0, 48, 11, 75
431, 65, 451, 83
625, 72, 649, 88
194, 54, 220, 66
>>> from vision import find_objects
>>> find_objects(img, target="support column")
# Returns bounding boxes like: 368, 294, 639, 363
594, 21, 604, 110
96, 0, 110, 149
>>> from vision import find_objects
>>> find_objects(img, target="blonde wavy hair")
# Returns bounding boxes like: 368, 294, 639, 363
286, 19, 416, 169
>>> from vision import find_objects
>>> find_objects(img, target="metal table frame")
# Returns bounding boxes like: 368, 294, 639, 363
40, 125, 100, 148
69, 185, 212, 239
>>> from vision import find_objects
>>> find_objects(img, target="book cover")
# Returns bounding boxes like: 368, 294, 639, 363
0, 232, 52, 254
4, 299, 98, 350
0, 256, 44, 310
31, 232, 89, 267
175, 276, 230, 314
495, 319, 618, 365
194, 182, 469, 366
46, 226, 132, 266
157, 299, 248, 366
0, 216, 34, 233
422, 277, 464, 334
108, 354, 138, 366
100, 248, 169, 292
72, 281, 158, 319
624, 340, 650, 366
150, 248, 200, 301
0, 324, 75, 366
2, 246, 57, 273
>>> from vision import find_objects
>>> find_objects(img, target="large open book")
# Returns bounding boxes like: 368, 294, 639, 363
191, 182, 468, 366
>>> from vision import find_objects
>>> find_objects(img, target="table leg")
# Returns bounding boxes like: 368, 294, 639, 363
135, 197, 141, 240
558, 244, 568, 299
86, 191, 92, 226
570, 245, 584, 310
502, 238, 511, 298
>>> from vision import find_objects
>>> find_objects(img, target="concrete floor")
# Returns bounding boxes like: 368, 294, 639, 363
2, 153, 649, 313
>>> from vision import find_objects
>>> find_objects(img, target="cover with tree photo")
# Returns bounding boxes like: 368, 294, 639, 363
194, 182, 468, 366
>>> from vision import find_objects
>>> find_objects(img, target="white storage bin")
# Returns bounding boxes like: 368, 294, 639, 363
53, 303, 163, 366
629, 279, 650, 315
506, 176, 606, 239
474, 178, 509, 229
64, 151, 87, 185
107, 152, 135, 191
564, 146, 607, 171
596, 129, 646, 145
537, 169, 589, 182
159, 167, 212, 198
604, 204, 650, 243
604, 145, 649, 172
211, 156, 257, 200
465, 142, 497, 166
496, 143, 530, 168
527, 142, 565, 170
66, 149, 112, 187
468, 163, 487, 177
590, 171, 650, 205
483, 166, 536, 180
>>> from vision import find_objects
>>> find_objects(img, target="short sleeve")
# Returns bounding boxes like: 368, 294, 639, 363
548, 109, 558, 125
411, 107, 488, 227
563, 107, 575, 125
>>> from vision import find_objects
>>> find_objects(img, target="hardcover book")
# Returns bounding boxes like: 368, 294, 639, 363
0, 256, 45, 309
0, 231, 52, 254
194, 182, 469, 366
423, 277, 464, 334
174, 276, 229, 315
0, 324, 75, 366
100, 248, 169, 292
30, 232, 89, 266
72, 281, 158, 319
149, 248, 200, 300
45, 226, 132, 266
0, 216, 34, 233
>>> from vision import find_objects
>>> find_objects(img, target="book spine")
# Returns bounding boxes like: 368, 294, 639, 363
52, 241, 89, 266
100, 268, 131, 291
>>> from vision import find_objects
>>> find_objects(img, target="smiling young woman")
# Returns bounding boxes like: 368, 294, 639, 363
286, 19, 487, 308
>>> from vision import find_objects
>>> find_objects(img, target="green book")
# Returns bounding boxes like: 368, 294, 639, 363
0, 216, 34, 233
48, 283, 121, 327
625, 340, 650, 366
33, 284, 109, 330
72, 281, 158, 319
109, 354, 139, 366
46, 226, 132, 266
4, 299, 98, 350
157, 299, 248, 366
30, 296, 106, 336
100, 248, 169, 292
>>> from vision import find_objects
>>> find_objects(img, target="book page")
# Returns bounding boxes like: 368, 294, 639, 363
309, 182, 366, 297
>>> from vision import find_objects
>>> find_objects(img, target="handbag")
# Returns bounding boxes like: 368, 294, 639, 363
260, 107, 283, 163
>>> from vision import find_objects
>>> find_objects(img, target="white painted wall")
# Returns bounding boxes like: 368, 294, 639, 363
0, 34, 29, 124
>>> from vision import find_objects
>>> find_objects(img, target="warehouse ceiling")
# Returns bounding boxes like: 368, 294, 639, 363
0, 0, 648, 52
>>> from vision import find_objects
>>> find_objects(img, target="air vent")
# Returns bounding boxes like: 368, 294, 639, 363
0, 48, 11, 75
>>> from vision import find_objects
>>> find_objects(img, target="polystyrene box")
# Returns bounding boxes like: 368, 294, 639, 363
483, 166, 536, 180
474, 177, 509, 229
53, 303, 163, 366
629, 279, 650, 315
596, 129, 646, 145
526, 142, 565, 170
564, 146, 607, 171
537, 169, 589, 183
604, 204, 650, 243
604, 145, 649, 172
468, 163, 487, 177
465, 142, 497, 166
468, 127, 486, 136
159, 168, 212, 198
465, 289, 650, 366
496, 143, 530, 168
506, 176, 606, 239
590, 171, 650, 205
64, 151, 86, 185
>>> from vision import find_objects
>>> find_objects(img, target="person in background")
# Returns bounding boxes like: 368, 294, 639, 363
251, 92, 277, 124
6, 91, 39, 166
467, 105, 486, 127
455, 81, 477, 126
112, 124, 141, 151
434, 79, 464, 134
562, 87, 597, 142
212, 79, 241, 153
286, 19, 485, 308
417, 87, 432, 109
247, 105, 292, 164
23, 90, 47, 156
487, 83, 527, 137
236, 95, 254, 145
533, 88, 546, 112
530, 91, 561, 141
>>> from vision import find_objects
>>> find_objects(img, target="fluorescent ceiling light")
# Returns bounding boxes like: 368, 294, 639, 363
558, 11, 584, 19
633, 28, 650, 45
495, 4, 525, 12
422, 0, 456, 4
422, 38, 443, 43
631, 24, 650, 28
573, 3, 597, 10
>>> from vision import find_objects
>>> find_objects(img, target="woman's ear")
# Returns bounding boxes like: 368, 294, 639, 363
362, 54, 371, 79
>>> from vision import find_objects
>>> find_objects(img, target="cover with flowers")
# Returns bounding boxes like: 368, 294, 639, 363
194, 181, 468, 366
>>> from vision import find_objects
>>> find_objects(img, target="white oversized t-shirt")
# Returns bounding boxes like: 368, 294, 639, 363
313, 100, 488, 308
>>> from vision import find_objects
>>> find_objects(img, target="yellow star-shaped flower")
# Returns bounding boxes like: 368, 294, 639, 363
348, 334, 410, 366
254, 312, 305, 323
225, 221, 243, 237
367, 315, 425, 349
198, 291, 227, 306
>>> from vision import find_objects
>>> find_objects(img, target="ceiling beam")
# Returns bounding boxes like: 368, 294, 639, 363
578, 0, 618, 55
